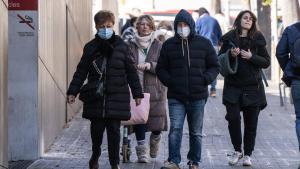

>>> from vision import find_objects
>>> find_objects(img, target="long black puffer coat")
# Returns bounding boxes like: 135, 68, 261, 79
219, 30, 270, 109
67, 34, 143, 119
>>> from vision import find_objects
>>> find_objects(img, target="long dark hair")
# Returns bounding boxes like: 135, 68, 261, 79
233, 10, 257, 39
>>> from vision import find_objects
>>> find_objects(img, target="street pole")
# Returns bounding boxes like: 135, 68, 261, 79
271, 0, 280, 82
152, 0, 155, 10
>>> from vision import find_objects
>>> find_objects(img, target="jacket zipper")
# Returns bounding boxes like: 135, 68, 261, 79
254, 48, 260, 89
183, 39, 190, 97
185, 40, 191, 68
102, 69, 106, 118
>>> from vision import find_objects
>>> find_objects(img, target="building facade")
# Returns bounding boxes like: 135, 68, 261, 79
5, 0, 119, 162
0, 0, 8, 168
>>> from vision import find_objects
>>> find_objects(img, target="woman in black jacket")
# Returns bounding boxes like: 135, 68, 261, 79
218, 10, 270, 166
66, 10, 143, 169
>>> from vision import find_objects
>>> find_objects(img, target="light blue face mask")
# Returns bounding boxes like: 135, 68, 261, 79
97, 28, 113, 40
177, 26, 190, 38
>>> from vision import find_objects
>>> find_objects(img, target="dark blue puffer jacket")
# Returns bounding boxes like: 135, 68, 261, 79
276, 22, 300, 86
156, 9, 220, 102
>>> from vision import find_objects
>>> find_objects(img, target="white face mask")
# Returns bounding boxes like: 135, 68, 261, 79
177, 26, 190, 38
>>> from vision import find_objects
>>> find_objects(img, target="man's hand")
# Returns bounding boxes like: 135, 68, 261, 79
240, 49, 252, 60
230, 47, 240, 57
135, 98, 141, 106
67, 95, 76, 104
137, 63, 151, 71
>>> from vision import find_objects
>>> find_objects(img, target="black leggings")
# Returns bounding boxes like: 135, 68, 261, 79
90, 119, 120, 165
134, 124, 161, 141
225, 104, 260, 156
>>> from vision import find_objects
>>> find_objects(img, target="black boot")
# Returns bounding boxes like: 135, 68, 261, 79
111, 164, 120, 169
89, 152, 100, 169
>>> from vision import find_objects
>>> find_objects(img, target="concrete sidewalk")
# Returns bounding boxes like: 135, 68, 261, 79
28, 81, 299, 169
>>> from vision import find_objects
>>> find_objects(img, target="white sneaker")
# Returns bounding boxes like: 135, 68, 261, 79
228, 151, 243, 166
243, 155, 252, 166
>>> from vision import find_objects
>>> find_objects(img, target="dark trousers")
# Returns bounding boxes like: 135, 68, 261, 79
225, 104, 260, 156
134, 124, 161, 141
90, 119, 120, 165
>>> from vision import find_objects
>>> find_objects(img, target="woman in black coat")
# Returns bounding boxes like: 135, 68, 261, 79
218, 10, 270, 166
66, 10, 143, 169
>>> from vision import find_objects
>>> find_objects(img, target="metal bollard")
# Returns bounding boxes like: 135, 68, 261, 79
122, 126, 131, 163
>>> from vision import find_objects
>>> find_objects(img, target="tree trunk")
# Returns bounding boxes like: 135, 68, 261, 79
257, 0, 271, 79
280, 0, 300, 27
297, 0, 300, 20
211, 0, 222, 15
243, 0, 251, 10
152, 0, 156, 10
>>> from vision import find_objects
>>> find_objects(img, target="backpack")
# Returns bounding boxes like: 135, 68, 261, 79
292, 24, 300, 69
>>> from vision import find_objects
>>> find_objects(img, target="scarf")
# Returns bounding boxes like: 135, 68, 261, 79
135, 32, 154, 49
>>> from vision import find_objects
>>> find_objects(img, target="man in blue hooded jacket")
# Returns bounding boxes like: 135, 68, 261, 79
195, 7, 222, 97
156, 9, 219, 169
276, 21, 300, 169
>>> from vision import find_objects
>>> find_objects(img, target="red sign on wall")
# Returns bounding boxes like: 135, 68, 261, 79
8, 0, 38, 11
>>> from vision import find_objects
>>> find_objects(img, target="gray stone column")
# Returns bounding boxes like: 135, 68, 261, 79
8, 0, 39, 160
0, 0, 8, 167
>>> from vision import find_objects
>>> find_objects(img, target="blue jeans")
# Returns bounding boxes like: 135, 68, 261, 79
210, 46, 219, 91
291, 79, 300, 151
167, 99, 206, 165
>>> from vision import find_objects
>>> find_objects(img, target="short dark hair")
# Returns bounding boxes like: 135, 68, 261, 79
198, 7, 209, 16
130, 16, 138, 26
94, 10, 115, 25
157, 20, 173, 31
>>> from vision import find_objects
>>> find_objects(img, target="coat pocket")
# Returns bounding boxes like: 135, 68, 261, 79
242, 90, 258, 107
222, 86, 241, 104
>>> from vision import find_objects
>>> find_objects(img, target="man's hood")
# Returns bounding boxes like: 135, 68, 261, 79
174, 9, 196, 38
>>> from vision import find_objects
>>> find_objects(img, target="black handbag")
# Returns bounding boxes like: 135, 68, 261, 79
79, 57, 107, 103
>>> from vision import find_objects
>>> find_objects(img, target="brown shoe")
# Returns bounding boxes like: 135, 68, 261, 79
89, 152, 100, 169
111, 164, 121, 169
190, 165, 200, 169
188, 161, 200, 169
161, 161, 180, 169
209, 90, 216, 97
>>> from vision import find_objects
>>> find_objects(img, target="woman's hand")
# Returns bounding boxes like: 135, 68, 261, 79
67, 95, 76, 104
137, 63, 151, 71
135, 98, 141, 106
241, 49, 252, 60
230, 47, 240, 57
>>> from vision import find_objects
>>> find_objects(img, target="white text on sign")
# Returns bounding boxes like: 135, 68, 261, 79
8, 2, 20, 8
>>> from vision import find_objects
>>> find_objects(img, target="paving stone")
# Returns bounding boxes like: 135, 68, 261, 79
27, 81, 299, 169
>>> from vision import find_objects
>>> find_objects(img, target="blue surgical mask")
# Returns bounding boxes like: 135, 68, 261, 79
177, 26, 190, 38
97, 28, 114, 40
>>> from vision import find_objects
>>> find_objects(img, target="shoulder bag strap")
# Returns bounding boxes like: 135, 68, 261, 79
92, 57, 107, 80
